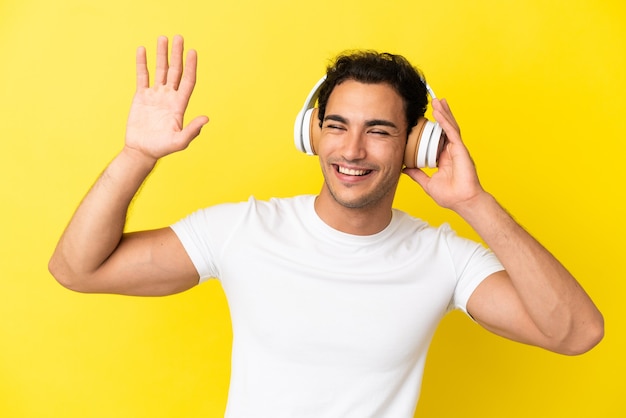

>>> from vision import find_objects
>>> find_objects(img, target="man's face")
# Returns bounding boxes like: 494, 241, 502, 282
317, 80, 407, 210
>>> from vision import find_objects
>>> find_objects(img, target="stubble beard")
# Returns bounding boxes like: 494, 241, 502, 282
322, 166, 400, 210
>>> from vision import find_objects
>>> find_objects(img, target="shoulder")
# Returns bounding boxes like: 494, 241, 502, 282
390, 208, 455, 238
176, 195, 315, 229
389, 209, 494, 259
253, 194, 314, 210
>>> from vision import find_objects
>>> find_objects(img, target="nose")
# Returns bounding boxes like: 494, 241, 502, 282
341, 129, 366, 161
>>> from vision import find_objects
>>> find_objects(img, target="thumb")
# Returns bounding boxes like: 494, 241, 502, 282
403, 167, 431, 190
182, 115, 210, 141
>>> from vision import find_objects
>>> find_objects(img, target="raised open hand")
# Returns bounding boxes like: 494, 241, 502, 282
124, 35, 209, 163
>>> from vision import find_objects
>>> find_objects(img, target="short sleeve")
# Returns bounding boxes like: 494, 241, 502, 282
170, 200, 250, 282
443, 225, 505, 313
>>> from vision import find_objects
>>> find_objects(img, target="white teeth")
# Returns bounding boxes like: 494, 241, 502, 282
338, 166, 369, 176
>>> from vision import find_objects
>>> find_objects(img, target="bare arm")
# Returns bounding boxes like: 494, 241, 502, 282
49, 35, 209, 296
404, 99, 603, 355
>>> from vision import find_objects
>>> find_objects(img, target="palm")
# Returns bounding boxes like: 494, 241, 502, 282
124, 36, 208, 161
423, 142, 482, 209
126, 91, 186, 157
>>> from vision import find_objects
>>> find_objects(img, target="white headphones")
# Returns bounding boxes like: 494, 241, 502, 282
294, 75, 445, 169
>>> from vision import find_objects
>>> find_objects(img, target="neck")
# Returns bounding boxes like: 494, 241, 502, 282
314, 186, 395, 236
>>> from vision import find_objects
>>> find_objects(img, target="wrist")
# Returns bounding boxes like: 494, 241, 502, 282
452, 191, 499, 223
120, 145, 159, 173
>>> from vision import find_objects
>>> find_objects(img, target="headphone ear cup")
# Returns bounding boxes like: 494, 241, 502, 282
308, 108, 321, 155
404, 117, 427, 169
296, 107, 319, 155
404, 117, 446, 169
294, 108, 307, 153
295, 75, 326, 155
301, 108, 316, 155
426, 123, 445, 168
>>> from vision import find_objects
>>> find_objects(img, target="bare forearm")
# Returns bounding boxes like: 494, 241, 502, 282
456, 192, 603, 350
49, 147, 157, 286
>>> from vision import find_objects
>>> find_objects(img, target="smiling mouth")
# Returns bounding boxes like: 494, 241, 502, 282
336, 165, 372, 176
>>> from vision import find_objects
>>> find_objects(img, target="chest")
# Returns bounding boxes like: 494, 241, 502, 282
219, 229, 456, 370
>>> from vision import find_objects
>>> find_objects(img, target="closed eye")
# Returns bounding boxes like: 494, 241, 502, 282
368, 129, 390, 136
324, 123, 346, 131
324, 115, 348, 130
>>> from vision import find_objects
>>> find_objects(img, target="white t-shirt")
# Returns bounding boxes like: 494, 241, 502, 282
171, 195, 504, 417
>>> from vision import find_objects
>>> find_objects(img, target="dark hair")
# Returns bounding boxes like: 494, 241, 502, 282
317, 50, 429, 132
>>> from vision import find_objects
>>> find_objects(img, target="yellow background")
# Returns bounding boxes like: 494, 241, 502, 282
1, 0, 624, 416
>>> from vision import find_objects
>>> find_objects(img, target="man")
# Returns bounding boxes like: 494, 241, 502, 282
49, 35, 603, 417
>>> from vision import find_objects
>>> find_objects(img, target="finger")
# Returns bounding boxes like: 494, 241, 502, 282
167, 35, 184, 90
432, 98, 460, 132
154, 36, 169, 85
183, 115, 210, 140
178, 49, 198, 102
174, 115, 209, 150
135, 46, 149, 90
434, 112, 461, 148
402, 167, 431, 190
432, 100, 462, 145
432, 105, 475, 168
439, 98, 461, 131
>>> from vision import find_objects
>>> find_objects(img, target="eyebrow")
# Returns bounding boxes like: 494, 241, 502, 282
324, 114, 399, 129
